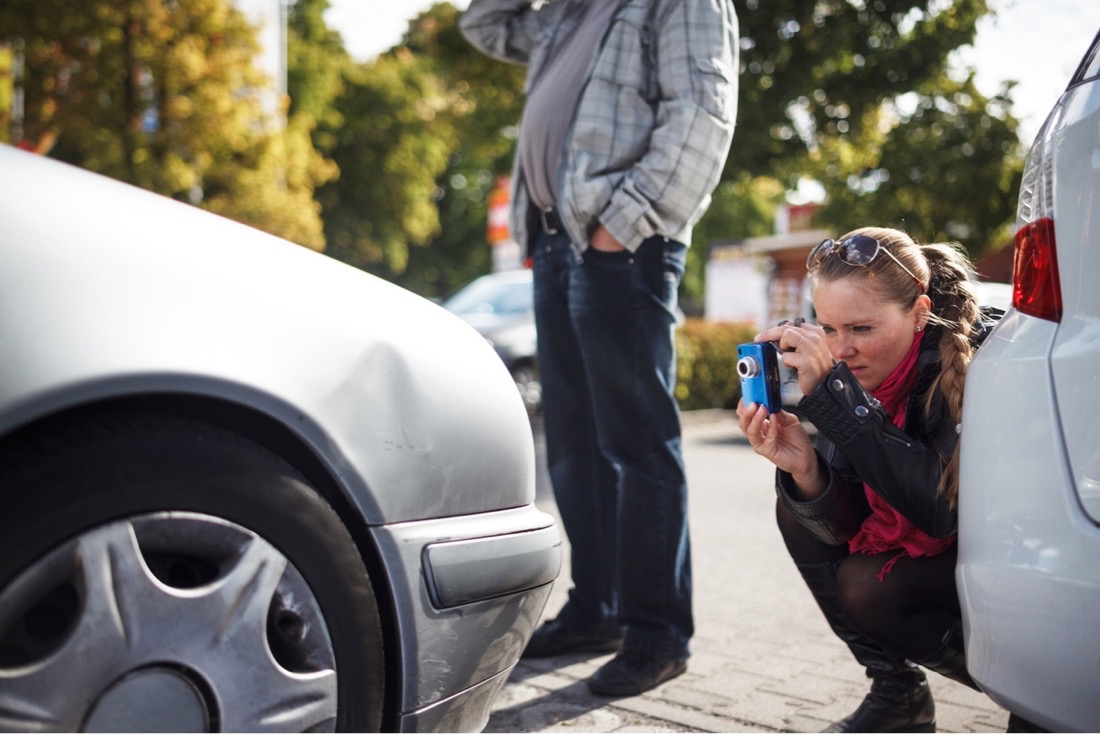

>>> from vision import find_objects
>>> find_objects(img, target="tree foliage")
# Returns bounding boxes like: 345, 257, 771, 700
313, 47, 457, 277
2, 0, 333, 249
399, 3, 527, 295
286, 0, 349, 148
810, 74, 1023, 248
729, 0, 1021, 253
734, 0, 987, 176
296, 2, 527, 294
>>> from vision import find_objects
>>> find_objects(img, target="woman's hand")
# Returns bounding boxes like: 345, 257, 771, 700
753, 320, 834, 397
736, 400, 817, 478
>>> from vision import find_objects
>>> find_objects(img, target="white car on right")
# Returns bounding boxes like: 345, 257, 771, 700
958, 30, 1100, 732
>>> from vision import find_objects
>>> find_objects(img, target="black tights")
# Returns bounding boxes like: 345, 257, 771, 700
777, 499, 961, 662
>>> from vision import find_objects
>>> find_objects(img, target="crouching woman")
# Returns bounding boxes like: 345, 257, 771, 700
737, 227, 1007, 732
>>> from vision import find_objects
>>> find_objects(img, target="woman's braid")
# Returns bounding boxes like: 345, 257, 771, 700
921, 243, 980, 505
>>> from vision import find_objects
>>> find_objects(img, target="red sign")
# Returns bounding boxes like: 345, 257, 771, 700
487, 175, 511, 245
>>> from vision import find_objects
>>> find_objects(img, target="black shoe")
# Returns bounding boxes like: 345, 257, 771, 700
825, 671, 935, 733
522, 618, 622, 659
586, 650, 687, 696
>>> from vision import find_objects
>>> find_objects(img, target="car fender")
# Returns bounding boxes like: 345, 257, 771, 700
0, 146, 536, 525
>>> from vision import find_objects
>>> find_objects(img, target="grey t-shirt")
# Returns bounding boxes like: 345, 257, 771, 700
518, 0, 620, 211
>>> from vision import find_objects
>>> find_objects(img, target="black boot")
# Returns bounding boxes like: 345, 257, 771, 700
825, 669, 935, 733
798, 562, 936, 733
912, 622, 980, 691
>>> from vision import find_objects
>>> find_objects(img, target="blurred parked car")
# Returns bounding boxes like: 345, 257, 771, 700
443, 269, 540, 415
958, 30, 1100, 732
0, 145, 560, 732
972, 280, 1012, 312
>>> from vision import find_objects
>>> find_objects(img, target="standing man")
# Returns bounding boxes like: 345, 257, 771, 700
461, 0, 738, 696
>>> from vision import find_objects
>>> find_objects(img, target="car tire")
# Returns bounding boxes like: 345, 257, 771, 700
0, 410, 384, 732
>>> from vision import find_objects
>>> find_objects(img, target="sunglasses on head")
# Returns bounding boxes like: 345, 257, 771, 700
807, 234, 926, 292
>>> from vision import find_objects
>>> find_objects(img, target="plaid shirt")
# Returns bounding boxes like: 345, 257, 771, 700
461, 0, 739, 253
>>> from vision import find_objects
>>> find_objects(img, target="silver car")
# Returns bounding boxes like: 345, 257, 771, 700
958, 30, 1100, 732
0, 145, 561, 732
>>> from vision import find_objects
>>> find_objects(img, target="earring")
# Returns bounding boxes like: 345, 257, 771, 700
915, 325, 923, 332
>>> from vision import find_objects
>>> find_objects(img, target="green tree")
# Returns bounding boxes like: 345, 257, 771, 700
733, 0, 990, 180
0, 42, 15, 144
399, 2, 527, 296
2, 0, 334, 249
729, 0, 1021, 255
309, 2, 526, 294
809, 74, 1023, 250
316, 47, 456, 275
286, 0, 349, 152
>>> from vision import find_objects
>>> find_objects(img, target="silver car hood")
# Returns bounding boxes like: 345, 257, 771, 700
0, 146, 536, 524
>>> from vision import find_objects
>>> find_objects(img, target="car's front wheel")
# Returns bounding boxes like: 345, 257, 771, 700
0, 411, 384, 732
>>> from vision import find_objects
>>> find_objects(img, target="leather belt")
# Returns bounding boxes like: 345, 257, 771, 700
539, 206, 563, 235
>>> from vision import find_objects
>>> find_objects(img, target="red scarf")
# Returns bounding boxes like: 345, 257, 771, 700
848, 332, 954, 579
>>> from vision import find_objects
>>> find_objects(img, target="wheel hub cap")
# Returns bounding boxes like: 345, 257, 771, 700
84, 667, 209, 732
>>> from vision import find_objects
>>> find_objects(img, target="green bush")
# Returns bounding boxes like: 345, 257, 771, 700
675, 319, 757, 411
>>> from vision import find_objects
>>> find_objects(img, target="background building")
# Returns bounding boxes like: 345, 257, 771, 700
233, 0, 288, 126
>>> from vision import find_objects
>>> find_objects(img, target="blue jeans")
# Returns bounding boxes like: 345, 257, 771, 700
533, 228, 692, 660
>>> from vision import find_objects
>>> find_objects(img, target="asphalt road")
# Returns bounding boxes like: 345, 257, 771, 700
490, 411, 1009, 733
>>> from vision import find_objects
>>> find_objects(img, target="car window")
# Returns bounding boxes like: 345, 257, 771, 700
444, 279, 533, 316
1072, 29, 1100, 83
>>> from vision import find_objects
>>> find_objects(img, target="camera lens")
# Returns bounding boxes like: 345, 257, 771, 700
737, 357, 759, 378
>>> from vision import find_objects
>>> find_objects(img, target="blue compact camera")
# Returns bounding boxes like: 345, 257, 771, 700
737, 341, 783, 413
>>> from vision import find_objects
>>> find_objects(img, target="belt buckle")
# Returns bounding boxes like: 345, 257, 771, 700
540, 207, 559, 235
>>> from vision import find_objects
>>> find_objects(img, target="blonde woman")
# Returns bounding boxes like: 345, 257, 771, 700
738, 228, 1015, 731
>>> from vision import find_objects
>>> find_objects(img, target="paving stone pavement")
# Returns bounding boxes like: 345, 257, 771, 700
485, 412, 1010, 733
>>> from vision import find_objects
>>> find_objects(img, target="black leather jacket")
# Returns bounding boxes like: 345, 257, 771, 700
776, 311, 1000, 547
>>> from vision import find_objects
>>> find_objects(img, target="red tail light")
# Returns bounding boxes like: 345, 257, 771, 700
1013, 216, 1062, 322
